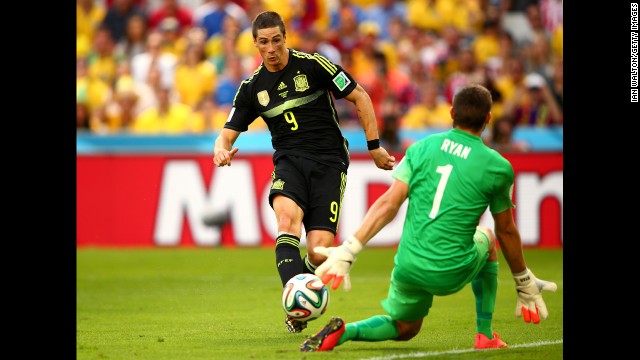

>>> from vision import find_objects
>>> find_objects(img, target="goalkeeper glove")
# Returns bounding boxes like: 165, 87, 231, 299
513, 268, 558, 324
313, 235, 363, 291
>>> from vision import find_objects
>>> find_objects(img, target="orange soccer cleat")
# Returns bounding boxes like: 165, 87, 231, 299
474, 331, 508, 349
300, 317, 345, 352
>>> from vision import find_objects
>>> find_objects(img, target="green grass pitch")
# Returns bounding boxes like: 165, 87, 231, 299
77, 247, 562, 359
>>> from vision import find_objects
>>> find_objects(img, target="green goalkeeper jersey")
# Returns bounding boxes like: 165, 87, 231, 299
391, 128, 515, 289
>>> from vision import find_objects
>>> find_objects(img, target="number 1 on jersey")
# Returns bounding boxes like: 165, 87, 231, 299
429, 164, 452, 219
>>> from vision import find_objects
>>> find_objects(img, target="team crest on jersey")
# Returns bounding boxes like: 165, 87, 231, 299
332, 71, 351, 91
271, 178, 285, 190
257, 90, 270, 106
293, 74, 309, 92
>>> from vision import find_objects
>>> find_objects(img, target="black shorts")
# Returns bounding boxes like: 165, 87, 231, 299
268, 155, 347, 235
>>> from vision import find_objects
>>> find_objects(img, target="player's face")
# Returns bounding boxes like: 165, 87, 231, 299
255, 27, 287, 71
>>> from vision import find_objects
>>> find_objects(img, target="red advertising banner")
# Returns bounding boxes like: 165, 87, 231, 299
77, 153, 563, 248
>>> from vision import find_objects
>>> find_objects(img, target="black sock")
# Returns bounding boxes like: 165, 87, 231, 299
275, 234, 303, 286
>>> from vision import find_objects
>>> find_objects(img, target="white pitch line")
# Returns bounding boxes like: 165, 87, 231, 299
359, 339, 563, 360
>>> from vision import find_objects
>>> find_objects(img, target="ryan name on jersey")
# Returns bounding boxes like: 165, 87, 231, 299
440, 139, 472, 159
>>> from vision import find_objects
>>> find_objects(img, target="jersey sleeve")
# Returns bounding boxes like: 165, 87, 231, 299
391, 150, 412, 185
489, 162, 516, 214
309, 52, 357, 99
223, 82, 259, 132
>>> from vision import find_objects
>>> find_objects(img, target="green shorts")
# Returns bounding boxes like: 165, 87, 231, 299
381, 230, 491, 321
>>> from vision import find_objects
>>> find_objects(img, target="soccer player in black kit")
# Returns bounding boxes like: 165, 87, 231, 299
213, 11, 396, 333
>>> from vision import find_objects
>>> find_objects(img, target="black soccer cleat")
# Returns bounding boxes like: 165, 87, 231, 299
285, 315, 308, 333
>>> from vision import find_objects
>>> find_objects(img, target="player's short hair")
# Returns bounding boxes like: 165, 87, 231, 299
252, 11, 286, 39
451, 84, 492, 132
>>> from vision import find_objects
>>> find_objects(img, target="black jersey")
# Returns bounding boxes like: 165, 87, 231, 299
224, 48, 358, 171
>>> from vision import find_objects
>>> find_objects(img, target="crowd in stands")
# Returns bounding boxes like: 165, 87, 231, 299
77, 0, 563, 152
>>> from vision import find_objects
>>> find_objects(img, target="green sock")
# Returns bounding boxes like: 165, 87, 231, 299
338, 315, 399, 345
471, 260, 498, 339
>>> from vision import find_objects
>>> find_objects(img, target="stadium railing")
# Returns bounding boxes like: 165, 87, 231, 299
76, 126, 563, 154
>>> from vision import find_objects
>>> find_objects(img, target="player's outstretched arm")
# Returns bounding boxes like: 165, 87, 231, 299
213, 128, 240, 167
492, 209, 557, 324
343, 84, 395, 170
315, 180, 408, 291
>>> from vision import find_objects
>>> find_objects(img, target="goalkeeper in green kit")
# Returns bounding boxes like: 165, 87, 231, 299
300, 84, 558, 352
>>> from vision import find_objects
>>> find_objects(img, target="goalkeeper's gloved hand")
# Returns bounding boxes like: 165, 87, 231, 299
513, 268, 558, 324
313, 235, 363, 292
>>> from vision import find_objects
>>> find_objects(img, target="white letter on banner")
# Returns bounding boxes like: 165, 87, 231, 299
515, 171, 563, 246
154, 160, 261, 246
155, 160, 218, 246
206, 161, 261, 245
340, 161, 407, 246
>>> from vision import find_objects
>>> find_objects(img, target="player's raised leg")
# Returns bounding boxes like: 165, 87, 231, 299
272, 195, 309, 332
272, 195, 305, 286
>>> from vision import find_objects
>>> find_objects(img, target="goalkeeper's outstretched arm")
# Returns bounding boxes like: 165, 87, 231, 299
352, 179, 409, 246
492, 208, 558, 324
492, 209, 527, 274
314, 179, 408, 291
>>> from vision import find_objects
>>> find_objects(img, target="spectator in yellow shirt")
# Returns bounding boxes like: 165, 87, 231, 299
132, 87, 193, 134
88, 26, 118, 85
77, 57, 112, 132
77, 0, 107, 48
174, 44, 217, 109
185, 97, 229, 133
472, 19, 501, 66
102, 75, 143, 132
400, 80, 452, 130
406, 0, 444, 33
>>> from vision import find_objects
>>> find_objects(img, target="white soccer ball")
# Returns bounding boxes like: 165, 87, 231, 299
282, 273, 329, 322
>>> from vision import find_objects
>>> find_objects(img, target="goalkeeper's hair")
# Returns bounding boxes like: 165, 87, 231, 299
452, 84, 492, 132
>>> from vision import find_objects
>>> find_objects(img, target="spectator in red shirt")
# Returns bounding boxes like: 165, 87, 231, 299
148, 0, 193, 35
